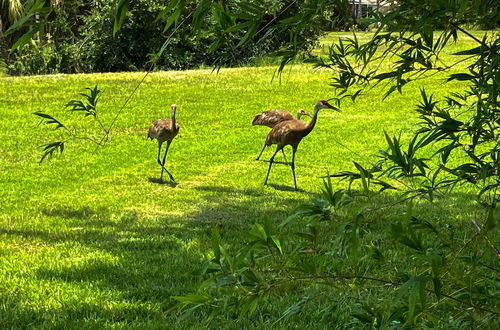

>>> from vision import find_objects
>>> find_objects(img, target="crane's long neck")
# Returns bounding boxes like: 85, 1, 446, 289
302, 107, 321, 137
171, 109, 177, 130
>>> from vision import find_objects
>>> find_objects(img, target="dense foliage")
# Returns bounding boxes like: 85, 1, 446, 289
173, 184, 498, 327
1, 0, 353, 75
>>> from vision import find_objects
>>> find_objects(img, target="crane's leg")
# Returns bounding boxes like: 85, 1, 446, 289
255, 143, 266, 160
258, 144, 287, 162
157, 142, 165, 183
160, 140, 176, 183
281, 149, 288, 163
264, 148, 281, 186
157, 143, 163, 166
291, 146, 298, 190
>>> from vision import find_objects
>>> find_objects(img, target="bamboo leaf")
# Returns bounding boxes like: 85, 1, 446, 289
156, 0, 179, 22
33, 112, 65, 129
4, 14, 35, 36
447, 73, 475, 82
10, 29, 37, 50
113, 0, 129, 36
38, 141, 65, 164
270, 236, 282, 254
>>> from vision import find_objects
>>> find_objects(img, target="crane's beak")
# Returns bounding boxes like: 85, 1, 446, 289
325, 98, 342, 112
306, 113, 314, 118
327, 104, 341, 113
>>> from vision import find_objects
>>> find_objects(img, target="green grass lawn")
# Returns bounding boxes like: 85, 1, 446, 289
0, 31, 497, 328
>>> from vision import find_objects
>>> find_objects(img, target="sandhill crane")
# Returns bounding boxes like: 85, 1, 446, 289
148, 104, 180, 183
253, 109, 312, 161
263, 100, 341, 190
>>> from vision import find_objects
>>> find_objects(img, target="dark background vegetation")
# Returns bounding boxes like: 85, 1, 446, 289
2, 0, 497, 76
0, 0, 351, 75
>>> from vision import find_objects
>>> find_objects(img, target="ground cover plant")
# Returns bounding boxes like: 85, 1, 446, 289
0, 31, 498, 328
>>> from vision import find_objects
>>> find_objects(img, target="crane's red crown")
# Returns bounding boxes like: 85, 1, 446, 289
171, 104, 177, 109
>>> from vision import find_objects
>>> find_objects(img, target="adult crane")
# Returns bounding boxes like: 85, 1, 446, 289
263, 100, 341, 190
148, 104, 180, 184
253, 108, 312, 161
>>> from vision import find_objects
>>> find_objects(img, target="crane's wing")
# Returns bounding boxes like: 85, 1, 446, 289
252, 109, 293, 127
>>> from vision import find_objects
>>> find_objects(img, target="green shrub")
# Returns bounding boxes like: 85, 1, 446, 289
173, 181, 498, 327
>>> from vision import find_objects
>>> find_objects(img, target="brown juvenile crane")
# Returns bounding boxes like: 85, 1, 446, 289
263, 100, 341, 190
253, 108, 312, 161
148, 104, 180, 183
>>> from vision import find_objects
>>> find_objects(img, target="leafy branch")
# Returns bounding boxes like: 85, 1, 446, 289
38, 141, 65, 165
34, 85, 108, 164
172, 197, 498, 325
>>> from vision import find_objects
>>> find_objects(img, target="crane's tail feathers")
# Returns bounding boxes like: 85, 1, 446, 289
252, 115, 263, 126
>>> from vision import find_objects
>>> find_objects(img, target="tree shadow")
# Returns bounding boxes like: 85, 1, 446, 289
42, 206, 100, 219
0, 291, 161, 328
1, 182, 308, 327
194, 185, 267, 197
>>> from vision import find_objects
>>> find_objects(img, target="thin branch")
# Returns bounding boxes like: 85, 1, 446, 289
271, 274, 499, 316
97, 62, 154, 147
94, 114, 108, 135
472, 219, 500, 256
97, 12, 194, 147
254, 0, 298, 38
453, 24, 483, 44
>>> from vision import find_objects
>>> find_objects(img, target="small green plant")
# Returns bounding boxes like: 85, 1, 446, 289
33, 85, 108, 163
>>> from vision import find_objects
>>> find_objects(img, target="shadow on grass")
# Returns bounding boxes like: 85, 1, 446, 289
194, 185, 268, 196
0, 291, 164, 328
147, 177, 178, 187
266, 183, 307, 193
1, 188, 487, 328
0, 186, 307, 327
258, 159, 291, 166
42, 206, 103, 220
